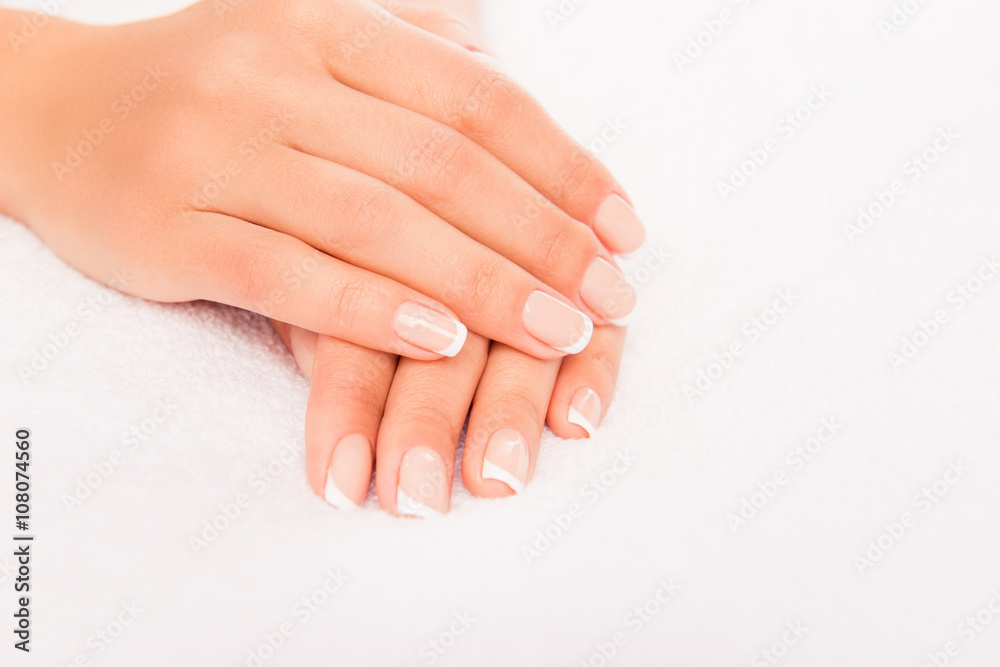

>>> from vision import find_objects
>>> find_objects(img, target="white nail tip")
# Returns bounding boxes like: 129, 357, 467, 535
396, 489, 443, 518
555, 314, 594, 355
397, 310, 467, 357
607, 308, 636, 327
567, 405, 597, 438
437, 321, 468, 358
324, 470, 359, 510
482, 459, 525, 494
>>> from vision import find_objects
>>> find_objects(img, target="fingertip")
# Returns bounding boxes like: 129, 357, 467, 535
567, 387, 601, 438
466, 428, 531, 498
323, 434, 373, 509
594, 193, 646, 255
393, 301, 469, 359
390, 445, 452, 517
547, 326, 626, 440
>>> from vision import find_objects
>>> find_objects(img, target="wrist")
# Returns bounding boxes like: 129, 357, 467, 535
0, 10, 89, 222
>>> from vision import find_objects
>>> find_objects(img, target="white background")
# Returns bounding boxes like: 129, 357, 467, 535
2, 0, 1000, 665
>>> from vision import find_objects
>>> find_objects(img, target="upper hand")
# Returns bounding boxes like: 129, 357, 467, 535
3, 0, 642, 360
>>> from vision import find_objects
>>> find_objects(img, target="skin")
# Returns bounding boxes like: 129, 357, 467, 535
0, 0, 643, 361
0, 0, 633, 514
272, 2, 630, 515
273, 321, 627, 512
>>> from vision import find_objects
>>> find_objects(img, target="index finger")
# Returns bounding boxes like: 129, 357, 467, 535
323, 1, 646, 254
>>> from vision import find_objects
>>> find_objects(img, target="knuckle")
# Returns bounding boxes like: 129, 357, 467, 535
228, 240, 282, 312
326, 183, 399, 256
408, 129, 477, 203
454, 65, 522, 139
464, 258, 508, 313
325, 276, 379, 334
414, 403, 464, 441
554, 151, 605, 204
549, 146, 618, 212
538, 220, 598, 276
315, 372, 386, 420
585, 351, 619, 390
490, 392, 543, 431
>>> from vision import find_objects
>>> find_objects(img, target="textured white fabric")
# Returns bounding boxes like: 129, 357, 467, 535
2, 0, 1000, 665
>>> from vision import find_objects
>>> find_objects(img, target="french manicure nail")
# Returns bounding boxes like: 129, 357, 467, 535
397, 447, 449, 517
581, 257, 637, 326
595, 194, 646, 254
568, 387, 602, 438
324, 434, 372, 509
482, 429, 529, 494
522, 291, 593, 354
394, 302, 468, 357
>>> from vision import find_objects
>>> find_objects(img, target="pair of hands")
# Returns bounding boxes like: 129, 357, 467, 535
0, 0, 641, 514
268, 2, 633, 515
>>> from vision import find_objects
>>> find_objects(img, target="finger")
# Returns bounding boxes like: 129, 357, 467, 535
374, 333, 490, 517
269, 318, 319, 381
280, 75, 637, 326
304, 333, 397, 508
322, 1, 646, 253
218, 149, 597, 358
270, 319, 294, 357
462, 343, 560, 497
390, 2, 486, 53
547, 324, 627, 439
177, 210, 470, 360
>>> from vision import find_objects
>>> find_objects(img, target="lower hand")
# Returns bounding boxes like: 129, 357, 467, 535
272, 320, 626, 514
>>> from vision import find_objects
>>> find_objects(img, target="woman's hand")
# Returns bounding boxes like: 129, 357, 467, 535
273, 319, 626, 514
0, 0, 642, 360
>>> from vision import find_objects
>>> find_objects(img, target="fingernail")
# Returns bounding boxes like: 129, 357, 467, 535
482, 429, 529, 494
595, 194, 646, 254
522, 291, 593, 354
324, 434, 372, 509
394, 302, 468, 357
568, 387, 602, 438
397, 447, 449, 517
581, 257, 637, 326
